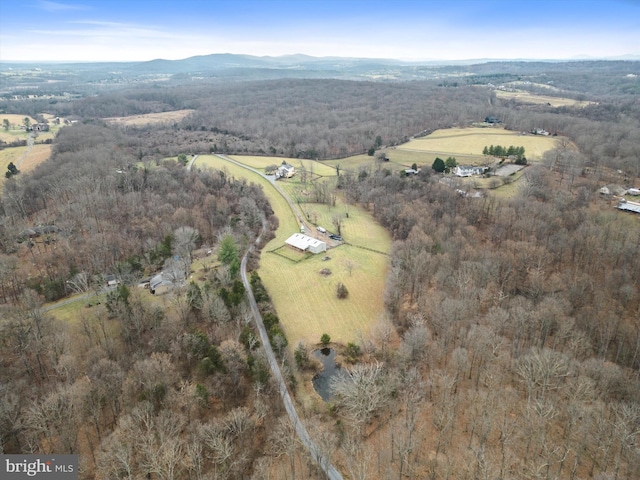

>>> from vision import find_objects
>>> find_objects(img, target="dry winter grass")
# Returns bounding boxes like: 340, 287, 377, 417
104, 109, 195, 126
0, 144, 52, 191
495, 89, 592, 107
321, 153, 409, 172
399, 127, 559, 162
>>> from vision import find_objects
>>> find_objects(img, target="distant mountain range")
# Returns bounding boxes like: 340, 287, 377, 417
1, 53, 639, 87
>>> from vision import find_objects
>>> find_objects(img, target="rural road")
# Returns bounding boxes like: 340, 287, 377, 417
240, 228, 343, 480
186, 154, 198, 171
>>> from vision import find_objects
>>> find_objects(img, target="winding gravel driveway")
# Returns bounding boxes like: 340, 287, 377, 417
211, 154, 344, 479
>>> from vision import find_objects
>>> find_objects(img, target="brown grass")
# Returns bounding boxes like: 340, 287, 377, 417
0, 144, 52, 191
496, 90, 592, 108
104, 109, 195, 126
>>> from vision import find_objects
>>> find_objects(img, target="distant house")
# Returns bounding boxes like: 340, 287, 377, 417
32, 123, 49, 132
276, 163, 295, 179
484, 116, 501, 124
285, 233, 327, 254
404, 168, 419, 175
453, 165, 488, 177
149, 273, 173, 294
18, 224, 59, 242
531, 128, 549, 136
104, 275, 120, 287
600, 184, 627, 196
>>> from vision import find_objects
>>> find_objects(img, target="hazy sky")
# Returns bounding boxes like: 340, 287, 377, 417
1, 0, 639, 62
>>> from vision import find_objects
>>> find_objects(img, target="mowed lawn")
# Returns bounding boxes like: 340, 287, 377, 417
194, 154, 391, 346
398, 127, 560, 162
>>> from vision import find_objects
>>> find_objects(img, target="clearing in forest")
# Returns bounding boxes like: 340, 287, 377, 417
104, 109, 195, 126
495, 90, 592, 108
195, 154, 391, 346
398, 127, 559, 162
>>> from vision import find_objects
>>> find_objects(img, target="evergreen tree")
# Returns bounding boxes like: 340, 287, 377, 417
218, 234, 240, 276
431, 157, 445, 172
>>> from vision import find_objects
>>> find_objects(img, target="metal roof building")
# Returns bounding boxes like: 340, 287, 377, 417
617, 201, 640, 214
285, 233, 327, 254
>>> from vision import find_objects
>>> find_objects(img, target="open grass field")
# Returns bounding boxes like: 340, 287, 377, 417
47, 293, 105, 324
321, 153, 409, 173
104, 109, 195, 126
398, 127, 560, 162
496, 90, 592, 108
0, 144, 52, 191
231, 155, 338, 178
195, 154, 391, 346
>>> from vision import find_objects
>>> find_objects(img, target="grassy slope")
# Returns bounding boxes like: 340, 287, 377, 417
0, 144, 52, 191
196, 154, 391, 346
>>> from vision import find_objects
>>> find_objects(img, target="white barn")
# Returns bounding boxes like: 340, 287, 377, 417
285, 233, 327, 254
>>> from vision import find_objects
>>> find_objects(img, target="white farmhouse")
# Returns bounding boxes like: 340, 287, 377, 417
453, 165, 488, 177
276, 163, 296, 179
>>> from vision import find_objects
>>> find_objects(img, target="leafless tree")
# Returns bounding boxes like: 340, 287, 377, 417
331, 361, 389, 436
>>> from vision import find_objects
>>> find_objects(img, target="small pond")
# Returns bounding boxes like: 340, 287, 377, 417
312, 348, 340, 401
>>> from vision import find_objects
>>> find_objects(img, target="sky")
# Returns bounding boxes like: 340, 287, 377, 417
1, 0, 639, 63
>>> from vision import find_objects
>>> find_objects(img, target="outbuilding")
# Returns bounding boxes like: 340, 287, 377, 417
285, 233, 327, 254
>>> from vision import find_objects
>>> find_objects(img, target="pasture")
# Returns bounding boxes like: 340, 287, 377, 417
104, 109, 195, 126
496, 90, 592, 108
232, 155, 337, 178
322, 153, 412, 172
398, 127, 559, 162
194, 154, 391, 346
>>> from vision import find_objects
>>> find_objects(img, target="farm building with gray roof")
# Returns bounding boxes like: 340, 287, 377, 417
285, 233, 327, 254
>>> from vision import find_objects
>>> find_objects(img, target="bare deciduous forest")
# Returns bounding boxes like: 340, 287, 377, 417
1, 60, 639, 479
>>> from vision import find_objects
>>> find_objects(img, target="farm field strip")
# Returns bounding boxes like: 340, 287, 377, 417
104, 109, 195, 126
495, 90, 591, 107
321, 153, 409, 172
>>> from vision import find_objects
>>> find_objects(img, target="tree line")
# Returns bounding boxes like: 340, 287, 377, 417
483, 144, 526, 163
